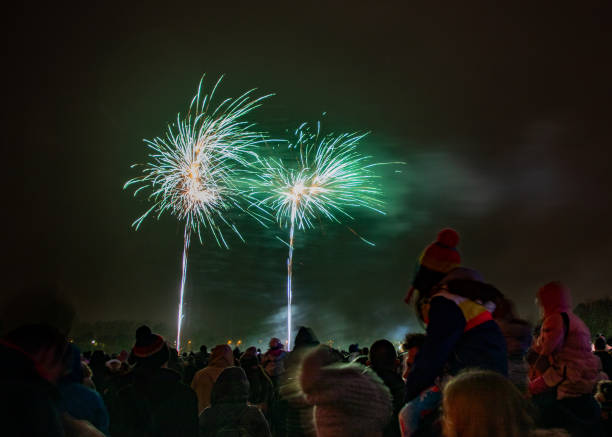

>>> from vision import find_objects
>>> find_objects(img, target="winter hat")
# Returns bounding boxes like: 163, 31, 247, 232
405, 228, 461, 302
300, 345, 392, 437
130, 325, 169, 369
209, 344, 234, 368
537, 282, 572, 316
211, 366, 250, 405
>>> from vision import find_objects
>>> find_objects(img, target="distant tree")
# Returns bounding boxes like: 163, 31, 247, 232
574, 297, 612, 337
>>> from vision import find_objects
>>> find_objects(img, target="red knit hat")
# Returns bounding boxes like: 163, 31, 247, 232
130, 325, 169, 368
405, 228, 461, 303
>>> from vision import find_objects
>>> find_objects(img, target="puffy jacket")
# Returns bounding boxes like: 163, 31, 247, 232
405, 280, 508, 402
532, 282, 600, 399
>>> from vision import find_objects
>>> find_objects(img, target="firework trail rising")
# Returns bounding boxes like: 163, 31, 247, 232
252, 123, 386, 350
125, 76, 270, 351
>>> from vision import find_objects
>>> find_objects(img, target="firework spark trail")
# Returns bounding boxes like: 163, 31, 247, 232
125, 76, 270, 351
252, 123, 387, 350
286, 200, 297, 350
177, 224, 191, 350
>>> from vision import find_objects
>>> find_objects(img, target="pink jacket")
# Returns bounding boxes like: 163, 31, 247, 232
533, 282, 601, 399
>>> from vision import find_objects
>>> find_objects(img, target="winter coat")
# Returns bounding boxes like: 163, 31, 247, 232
497, 317, 532, 392
372, 368, 404, 437
405, 280, 508, 402
532, 283, 600, 399
594, 350, 612, 379
0, 342, 64, 437
300, 345, 392, 437
58, 344, 109, 435
199, 367, 271, 437
191, 345, 234, 413
240, 355, 274, 407
262, 347, 287, 378
107, 367, 198, 437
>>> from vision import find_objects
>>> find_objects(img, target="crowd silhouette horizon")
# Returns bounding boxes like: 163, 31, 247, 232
1, 228, 611, 437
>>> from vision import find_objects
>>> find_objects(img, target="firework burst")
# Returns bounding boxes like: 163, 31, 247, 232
252, 123, 386, 349
125, 76, 270, 350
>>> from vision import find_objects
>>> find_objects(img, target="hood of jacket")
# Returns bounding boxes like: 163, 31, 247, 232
537, 281, 572, 316
211, 366, 249, 405
208, 344, 234, 368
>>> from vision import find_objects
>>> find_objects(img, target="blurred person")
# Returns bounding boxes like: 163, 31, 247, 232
401, 229, 507, 437
368, 339, 404, 437
276, 326, 321, 437
195, 344, 209, 369
528, 282, 602, 436
401, 333, 426, 380
494, 296, 533, 392
300, 345, 392, 437
183, 353, 198, 385
240, 346, 274, 414
89, 350, 109, 394
191, 343, 234, 413
107, 325, 197, 437
594, 380, 612, 435
233, 346, 242, 365
261, 337, 287, 385
167, 346, 184, 377
594, 336, 612, 378
442, 369, 569, 437
348, 343, 361, 362
58, 344, 109, 435
199, 366, 272, 437
0, 323, 70, 437
81, 361, 96, 390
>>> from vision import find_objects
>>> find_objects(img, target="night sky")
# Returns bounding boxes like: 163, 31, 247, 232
6, 2, 612, 347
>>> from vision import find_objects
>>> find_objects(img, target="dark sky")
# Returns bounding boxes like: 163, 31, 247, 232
6, 2, 612, 347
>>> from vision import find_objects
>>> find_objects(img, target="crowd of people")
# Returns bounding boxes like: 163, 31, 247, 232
1, 228, 611, 437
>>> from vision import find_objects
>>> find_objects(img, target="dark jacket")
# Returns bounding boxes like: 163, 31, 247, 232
595, 350, 612, 379
0, 342, 64, 437
372, 368, 404, 437
199, 367, 271, 437
240, 356, 274, 407
108, 367, 198, 437
405, 283, 508, 402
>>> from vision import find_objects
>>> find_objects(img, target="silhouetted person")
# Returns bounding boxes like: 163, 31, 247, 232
199, 366, 272, 437
369, 339, 404, 437
108, 325, 198, 437
0, 324, 69, 437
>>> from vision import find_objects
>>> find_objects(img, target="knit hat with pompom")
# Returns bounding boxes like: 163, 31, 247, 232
405, 228, 461, 302
129, 325, 169, 368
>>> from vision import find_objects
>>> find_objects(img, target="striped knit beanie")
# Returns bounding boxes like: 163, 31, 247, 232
405, 228, 461, 303
130, 325, 169, 368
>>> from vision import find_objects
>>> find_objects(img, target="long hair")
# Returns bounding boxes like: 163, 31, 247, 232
442, 370, 535, 437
